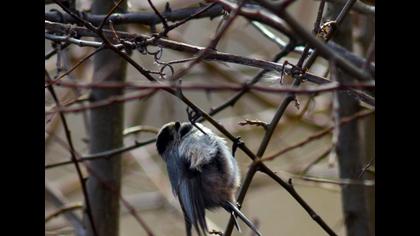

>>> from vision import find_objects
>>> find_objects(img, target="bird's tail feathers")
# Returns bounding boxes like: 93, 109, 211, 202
178, 177, 208, 236
224, 201, 262, 236
231, 211, 242, 232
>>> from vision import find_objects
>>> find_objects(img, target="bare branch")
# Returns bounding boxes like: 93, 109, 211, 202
45, 204, 83, 223
260, 110, 374, 162
45, 138, 156, 169
45, 21, 375, 108
45, 4, 224, 26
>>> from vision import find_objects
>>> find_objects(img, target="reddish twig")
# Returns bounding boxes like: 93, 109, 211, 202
45, 138, 156, 169
46, 89, 156, 114
260, 110, 374, 162
45, 46, 104, 87
169, 0, 248, 81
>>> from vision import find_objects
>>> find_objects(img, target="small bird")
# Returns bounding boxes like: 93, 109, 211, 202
156, 121, 262, 236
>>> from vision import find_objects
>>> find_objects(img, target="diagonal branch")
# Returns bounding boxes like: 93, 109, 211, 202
260, 110, 374, 162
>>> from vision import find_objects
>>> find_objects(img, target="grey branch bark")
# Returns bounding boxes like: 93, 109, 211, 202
326, 2, 371, 236
83, 1, 127, 236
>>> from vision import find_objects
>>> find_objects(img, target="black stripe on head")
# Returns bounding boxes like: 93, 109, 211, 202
156, 125, 174, 155
179, 123, 194, 138
175, 121, 181, 131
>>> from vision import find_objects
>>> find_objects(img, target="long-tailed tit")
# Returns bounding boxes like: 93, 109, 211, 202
156, 121, 261, 236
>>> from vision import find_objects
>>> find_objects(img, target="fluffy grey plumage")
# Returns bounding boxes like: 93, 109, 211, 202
156, 121, 261, 236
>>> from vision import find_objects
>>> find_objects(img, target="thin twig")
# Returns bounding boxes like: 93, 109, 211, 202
261, 110, 374, 162
162, 3, 218, 35
259, 0, 372, 82
98, 0, 125, 32
45, 46, 104, 87
46, 90, 157, 114
52, 0, 157, 82
45, 204, 83, 223
202, 43, 297, 121
169, 0, 248, 81
45, 70, 99, 236
275, 170, 375, 187
300, 145, 334, 174
147, 0, 169, 31
45, 182, 84, 235
45, 138, 156, 169
46, 130, 155, 235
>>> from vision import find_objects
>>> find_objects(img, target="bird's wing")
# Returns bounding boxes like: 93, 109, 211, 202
165, 150, 208, 236
178, 174, 207, 236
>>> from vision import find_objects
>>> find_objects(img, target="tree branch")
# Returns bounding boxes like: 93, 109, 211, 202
45, 4, 224, 26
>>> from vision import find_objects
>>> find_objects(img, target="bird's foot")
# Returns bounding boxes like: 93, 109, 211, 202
186, 107, 208, 136
187, 107, 201, 123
